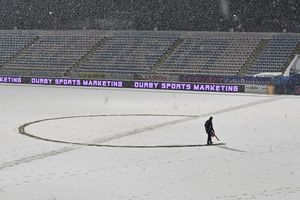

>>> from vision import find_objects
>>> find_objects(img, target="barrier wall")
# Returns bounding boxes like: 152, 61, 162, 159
0, 76, 244, 93
179, 74, 272, 85
245, 85, 268, 94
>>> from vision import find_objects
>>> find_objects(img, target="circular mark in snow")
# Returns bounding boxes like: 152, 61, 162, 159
18, 114, 212, 148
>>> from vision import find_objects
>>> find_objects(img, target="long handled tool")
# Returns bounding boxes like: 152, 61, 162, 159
213, 133, 220, 141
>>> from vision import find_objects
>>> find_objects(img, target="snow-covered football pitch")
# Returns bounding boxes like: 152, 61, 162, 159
0, 84, 299, 200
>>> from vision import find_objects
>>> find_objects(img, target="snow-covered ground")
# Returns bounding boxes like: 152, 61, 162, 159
0, 84, 299, 200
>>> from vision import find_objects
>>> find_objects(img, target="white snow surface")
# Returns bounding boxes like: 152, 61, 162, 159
0, 84, 300, 200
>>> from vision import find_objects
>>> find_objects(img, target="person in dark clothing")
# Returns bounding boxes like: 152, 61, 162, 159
205, 116, 215, 145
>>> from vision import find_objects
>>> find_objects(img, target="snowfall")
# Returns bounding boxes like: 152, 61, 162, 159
0, 84, 299, 200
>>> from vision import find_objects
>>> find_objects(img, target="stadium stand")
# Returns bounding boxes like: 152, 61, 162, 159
0, 30, 299, 79
0, 32, 37, 66
77, 35, 178, 74
2, 33, 103, 77
157, 37, 261, 76
246, 35, 300, 75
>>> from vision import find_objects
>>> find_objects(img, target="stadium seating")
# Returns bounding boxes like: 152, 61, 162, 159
0, 30, 299, 79
246, 35, 300, 75
157, 37, 261, 76
2, 33, 103, 77
0, 32, 37, 66
78, 35, 178, 74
